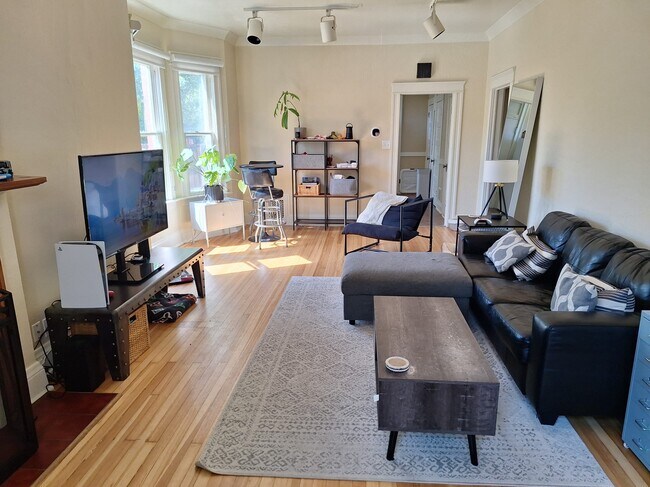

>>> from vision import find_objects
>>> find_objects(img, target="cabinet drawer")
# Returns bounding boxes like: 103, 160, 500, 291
636, 339, 650, 372
641, 314, 650, 346
206, 203, 241, 229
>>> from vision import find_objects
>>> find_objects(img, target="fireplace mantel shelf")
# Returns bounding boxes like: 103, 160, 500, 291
0, 176, 47, 192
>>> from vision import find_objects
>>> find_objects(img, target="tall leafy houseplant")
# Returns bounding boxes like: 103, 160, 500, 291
174, 147, 238, 202
274, 91, 305, 139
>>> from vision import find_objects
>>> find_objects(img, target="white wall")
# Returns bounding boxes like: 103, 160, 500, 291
0, 0, 140, 378
236, 43, 488, 220
487, 0, 650, 246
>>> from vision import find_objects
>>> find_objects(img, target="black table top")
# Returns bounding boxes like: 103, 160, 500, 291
458, 214, 526, 228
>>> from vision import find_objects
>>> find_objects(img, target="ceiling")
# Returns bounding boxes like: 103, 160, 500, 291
128, 0, 543, 45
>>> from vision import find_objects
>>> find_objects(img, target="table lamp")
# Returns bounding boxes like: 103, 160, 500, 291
481, 159, 518, 219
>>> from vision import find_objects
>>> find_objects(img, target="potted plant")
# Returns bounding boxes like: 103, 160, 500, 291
174, 146, 238, 202
274, 91, 305, 139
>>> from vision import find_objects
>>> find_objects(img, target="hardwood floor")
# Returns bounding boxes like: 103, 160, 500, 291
36, 224, 648, 486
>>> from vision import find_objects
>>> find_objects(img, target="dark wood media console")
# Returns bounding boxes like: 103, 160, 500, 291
45, 246, 205, 381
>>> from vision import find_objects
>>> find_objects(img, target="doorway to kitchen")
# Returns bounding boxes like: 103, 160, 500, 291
390, 81, 465, 226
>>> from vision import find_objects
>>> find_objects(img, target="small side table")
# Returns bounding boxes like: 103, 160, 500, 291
190, 198, 245, 247
455, 214, 526, 255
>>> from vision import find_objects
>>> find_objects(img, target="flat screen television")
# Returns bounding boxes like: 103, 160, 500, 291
78, 149, 168, 284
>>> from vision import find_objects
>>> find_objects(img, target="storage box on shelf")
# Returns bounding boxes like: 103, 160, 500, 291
291, 138, 360, 229
297, 184, 320, 196
329, 177, 357, 196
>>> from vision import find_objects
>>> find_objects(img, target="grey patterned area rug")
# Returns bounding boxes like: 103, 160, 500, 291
197, 277, 612, 486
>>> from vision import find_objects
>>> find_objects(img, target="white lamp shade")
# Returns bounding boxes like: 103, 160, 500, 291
483, 160, 518, 183
247, 17, 263, 45
423, 11, 445, 39
320, 16, 337, 43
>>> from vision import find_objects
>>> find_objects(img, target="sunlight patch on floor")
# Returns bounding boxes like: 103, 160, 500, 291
208, 244, 251, 255
257, 255, 312, 269
205, 261, 258, 275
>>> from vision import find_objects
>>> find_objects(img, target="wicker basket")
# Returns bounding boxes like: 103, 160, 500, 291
297, 184, 320, 196
128, 305, 150, 363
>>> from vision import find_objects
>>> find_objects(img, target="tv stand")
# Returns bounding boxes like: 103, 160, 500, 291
45, 246, 205, 381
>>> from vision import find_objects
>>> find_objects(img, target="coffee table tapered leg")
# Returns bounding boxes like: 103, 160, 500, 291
468, 435, 478, 466
386, 431, 398, 461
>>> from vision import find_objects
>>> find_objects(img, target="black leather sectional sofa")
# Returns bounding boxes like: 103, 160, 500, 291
458, 211, 650, 425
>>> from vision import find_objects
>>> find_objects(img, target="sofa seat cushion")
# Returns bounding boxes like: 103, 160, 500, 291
489, 303, 547, 363
341, 252, 472, 298
474, 277, 554, 308
341, 222, 418, 241
562, 227, 634, 277
459, 253, 513, 280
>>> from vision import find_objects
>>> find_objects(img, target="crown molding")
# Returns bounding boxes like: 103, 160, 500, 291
486, 0, 545, 40
128, 0, 230, 40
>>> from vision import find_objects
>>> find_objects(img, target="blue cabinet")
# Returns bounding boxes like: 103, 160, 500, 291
623, 311, 650, 469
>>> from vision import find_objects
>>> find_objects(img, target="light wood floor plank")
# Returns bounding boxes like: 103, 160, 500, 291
35, 223, 645, 487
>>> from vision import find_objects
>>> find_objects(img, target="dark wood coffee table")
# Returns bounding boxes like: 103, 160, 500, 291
374, 296, 499, 465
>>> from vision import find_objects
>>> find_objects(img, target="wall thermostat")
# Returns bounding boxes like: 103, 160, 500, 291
371, 127, 381, 137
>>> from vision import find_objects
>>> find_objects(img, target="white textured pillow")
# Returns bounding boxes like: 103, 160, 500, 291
484, 230, 535, 273
513, 227, 559, 281
551, 264, 598, 312
581, 275, 636, 313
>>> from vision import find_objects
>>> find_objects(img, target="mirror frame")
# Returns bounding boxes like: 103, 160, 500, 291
507, 75, 544, 215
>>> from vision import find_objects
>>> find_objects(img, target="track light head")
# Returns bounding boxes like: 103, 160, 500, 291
320, 11, 336, 43
129, 14, 141, 39
423, 2, 445, 40
247, 13, 263, 45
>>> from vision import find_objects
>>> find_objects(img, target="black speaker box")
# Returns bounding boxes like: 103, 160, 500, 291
64, 335, 106, 392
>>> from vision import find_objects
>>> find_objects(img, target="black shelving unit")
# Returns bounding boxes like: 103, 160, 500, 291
291, 138, 360, 229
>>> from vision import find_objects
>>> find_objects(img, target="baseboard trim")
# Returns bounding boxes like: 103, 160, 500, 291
26, 360, 48, 403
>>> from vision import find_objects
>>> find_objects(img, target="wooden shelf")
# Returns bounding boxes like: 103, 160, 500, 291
293, 138, 359, 143
0, 176, 47, 192
293, 194, 326, 198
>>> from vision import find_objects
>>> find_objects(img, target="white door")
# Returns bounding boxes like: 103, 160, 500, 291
427, 96, 445, 211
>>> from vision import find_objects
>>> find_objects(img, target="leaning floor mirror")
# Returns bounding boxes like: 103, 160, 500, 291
496, 75, 544, 218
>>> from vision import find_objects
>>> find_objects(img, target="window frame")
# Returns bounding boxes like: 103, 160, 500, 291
170, 53, 227, 197
132, 42, 173, 198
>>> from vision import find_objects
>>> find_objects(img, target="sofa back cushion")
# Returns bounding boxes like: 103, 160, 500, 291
536, 211, 591, 253
562, 227, 634, 277
600, 248, 650, 311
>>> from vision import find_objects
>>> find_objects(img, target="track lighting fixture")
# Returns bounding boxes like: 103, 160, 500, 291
243, 4, 359, 45
320, 10, 336, 43
129, 14, 141, 39
247, 12, 264, 45
423, 0, 445, 40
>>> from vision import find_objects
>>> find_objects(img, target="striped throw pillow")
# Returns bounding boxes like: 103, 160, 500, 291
581, 275, 636, 313
513, 227, 558, 281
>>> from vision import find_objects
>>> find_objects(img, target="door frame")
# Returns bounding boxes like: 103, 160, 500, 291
390, 81, 465, 226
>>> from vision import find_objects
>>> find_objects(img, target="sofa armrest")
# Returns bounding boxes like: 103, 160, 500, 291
525, 311, 639, 424
457, 231, 502, 256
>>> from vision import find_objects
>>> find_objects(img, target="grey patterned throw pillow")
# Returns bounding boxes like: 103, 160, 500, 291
484, 230, 535, 273
551, 264, 599, 312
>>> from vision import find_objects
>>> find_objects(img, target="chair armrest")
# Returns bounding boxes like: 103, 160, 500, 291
344, 194, 375, 225
525, 310, 639, 424
457, 231, 502, 255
